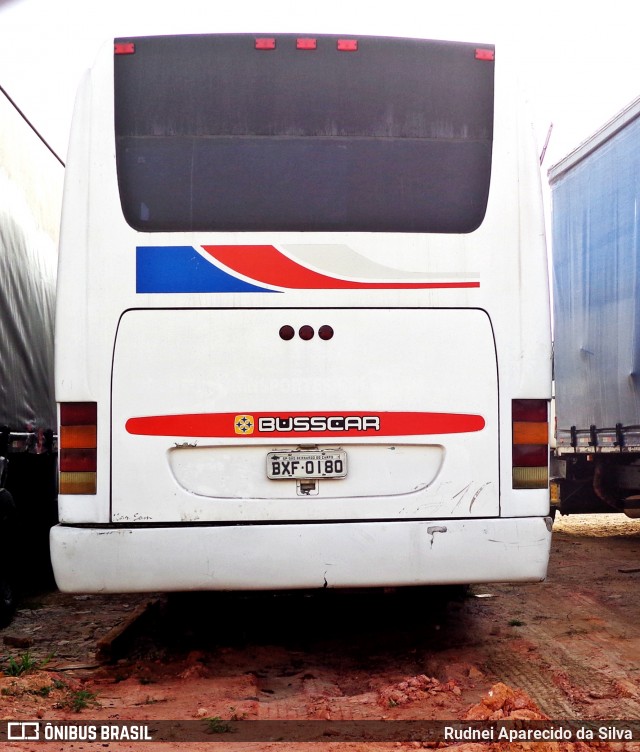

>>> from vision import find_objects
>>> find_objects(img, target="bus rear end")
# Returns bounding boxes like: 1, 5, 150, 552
52, 34, 552, 592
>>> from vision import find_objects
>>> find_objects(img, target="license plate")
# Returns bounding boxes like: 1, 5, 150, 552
267, 450, 347, 479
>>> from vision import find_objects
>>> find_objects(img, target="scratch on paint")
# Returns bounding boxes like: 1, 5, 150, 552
452, 483, 472, 500
451, 482, 472, 511
469, 482, 491, 513
426, 525, 447, 548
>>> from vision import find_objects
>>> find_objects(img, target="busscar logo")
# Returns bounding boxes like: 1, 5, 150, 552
234, 415, 254, 435
258, 415, 380, 432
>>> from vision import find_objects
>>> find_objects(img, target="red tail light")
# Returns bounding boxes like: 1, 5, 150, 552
59, 402, 97, 495
512, 399, 548, 489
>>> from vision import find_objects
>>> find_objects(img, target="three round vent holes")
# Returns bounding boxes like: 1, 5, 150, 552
279, 325, 334, 341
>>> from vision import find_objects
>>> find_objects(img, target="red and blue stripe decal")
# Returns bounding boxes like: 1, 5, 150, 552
136, 245, 480, 293
136, 246, 275, 293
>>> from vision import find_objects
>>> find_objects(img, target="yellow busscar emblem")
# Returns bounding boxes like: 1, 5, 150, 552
234, 415, 254, 435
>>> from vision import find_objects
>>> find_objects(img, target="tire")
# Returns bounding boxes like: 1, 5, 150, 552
0, 576, 17, 628
0, 488, 18, 627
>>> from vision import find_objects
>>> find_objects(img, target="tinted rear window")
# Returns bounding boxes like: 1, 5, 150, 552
114, 34, 494, 233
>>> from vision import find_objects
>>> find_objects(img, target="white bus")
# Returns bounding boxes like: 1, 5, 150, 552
51, 33, 552, 593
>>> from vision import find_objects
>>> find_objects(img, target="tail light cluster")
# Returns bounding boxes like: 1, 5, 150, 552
512, 399, 548, 489
59, 402, 97, 495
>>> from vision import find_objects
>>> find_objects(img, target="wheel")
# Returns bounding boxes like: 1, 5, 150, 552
0, 575, 17, 628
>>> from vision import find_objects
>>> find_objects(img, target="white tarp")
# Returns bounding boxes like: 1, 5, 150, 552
0, 89, 63, 432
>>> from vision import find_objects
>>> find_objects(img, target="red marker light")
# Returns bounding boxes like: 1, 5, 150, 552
279, 325, 295, 341
337, 39, 358, 51
299, 325, 315, 340
475, 48, 495, 61
319, 325, 334, 340
296, 38, 317, 50
114, 42, 135, 55
255, 38, 276, 50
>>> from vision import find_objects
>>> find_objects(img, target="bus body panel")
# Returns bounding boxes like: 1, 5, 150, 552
51, 517, 552, 593
52, 34, 552, 590
111, 307, 498, 522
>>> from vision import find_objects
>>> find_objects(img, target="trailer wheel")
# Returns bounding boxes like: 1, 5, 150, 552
0, 488, 18, 627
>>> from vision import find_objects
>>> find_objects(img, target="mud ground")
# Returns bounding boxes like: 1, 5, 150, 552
1, 513, 640, 751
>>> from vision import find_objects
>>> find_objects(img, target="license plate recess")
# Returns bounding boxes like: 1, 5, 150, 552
267, 449, 347, 480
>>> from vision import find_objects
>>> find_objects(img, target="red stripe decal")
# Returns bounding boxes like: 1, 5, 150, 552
126, 412, 485, 438
202, 245, 479, 290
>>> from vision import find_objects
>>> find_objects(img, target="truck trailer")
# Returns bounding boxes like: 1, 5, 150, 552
0, 86, 63, 624
550, 95, 640, 517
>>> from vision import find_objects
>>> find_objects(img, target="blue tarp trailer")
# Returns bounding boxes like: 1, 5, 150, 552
549, 96, 640, 516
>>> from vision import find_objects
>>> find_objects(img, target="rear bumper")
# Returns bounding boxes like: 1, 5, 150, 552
51, 517, 552, 593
